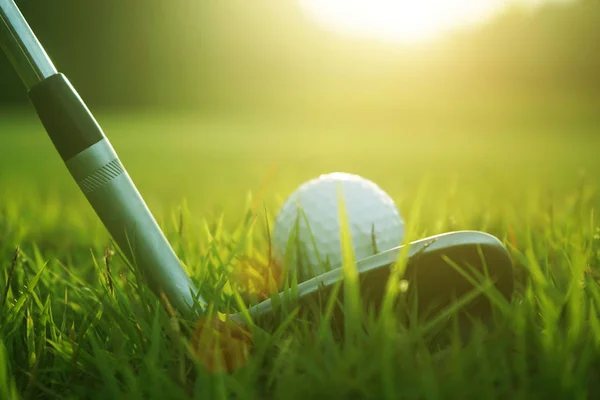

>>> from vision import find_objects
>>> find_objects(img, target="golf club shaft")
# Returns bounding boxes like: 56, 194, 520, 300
0, 0, 203, 317
0, 0, 55, 88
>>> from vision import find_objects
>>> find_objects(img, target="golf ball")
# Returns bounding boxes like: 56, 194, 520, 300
271, 172, 404, 282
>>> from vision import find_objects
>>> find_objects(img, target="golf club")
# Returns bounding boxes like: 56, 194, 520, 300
246, 230, 513, 324
0, 0, 202, 317
1, 0, 513, 326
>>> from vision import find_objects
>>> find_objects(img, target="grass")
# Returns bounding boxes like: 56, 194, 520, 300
2, 105, 600, 399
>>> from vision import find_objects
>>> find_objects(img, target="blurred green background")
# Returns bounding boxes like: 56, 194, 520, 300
1, 0, 599, 246
2, 0, 598, 109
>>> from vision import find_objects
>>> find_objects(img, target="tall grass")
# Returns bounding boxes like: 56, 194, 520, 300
1, 110, 600, 398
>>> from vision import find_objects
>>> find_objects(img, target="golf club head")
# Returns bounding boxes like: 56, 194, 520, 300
244, 231, 513, 327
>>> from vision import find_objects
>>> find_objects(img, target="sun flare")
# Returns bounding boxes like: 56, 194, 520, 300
299, 0, 510, 44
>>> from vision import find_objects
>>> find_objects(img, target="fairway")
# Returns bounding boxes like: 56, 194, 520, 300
2, 105, 600, 398
2, 104, 599, 231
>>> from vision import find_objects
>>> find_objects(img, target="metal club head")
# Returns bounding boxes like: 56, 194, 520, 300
243, 230, 513, 325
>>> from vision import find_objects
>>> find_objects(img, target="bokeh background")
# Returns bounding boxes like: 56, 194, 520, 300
2, 0, 599, 110
1, 0, 599, 247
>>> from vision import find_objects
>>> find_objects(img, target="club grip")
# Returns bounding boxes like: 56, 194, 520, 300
28, 73, 104, 160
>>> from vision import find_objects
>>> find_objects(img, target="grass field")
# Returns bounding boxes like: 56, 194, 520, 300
2, 104, 600, 399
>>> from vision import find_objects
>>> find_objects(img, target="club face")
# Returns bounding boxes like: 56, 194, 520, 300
246, 231, 513, 325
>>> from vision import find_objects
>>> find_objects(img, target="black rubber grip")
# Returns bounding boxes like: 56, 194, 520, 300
28, 73, 105, 161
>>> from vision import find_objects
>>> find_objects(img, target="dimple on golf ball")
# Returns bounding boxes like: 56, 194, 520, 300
271, 172, 405, 282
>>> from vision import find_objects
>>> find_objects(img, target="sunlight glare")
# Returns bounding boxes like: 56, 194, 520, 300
299, 0, 510, 44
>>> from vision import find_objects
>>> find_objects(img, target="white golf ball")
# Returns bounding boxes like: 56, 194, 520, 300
271, 172, 405, 282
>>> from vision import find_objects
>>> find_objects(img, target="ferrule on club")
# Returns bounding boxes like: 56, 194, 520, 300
28, 73, 204, 317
